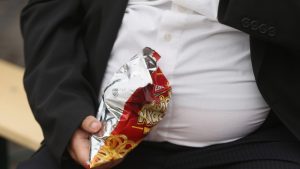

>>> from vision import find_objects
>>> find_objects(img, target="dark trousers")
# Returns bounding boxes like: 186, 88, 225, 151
18, 112, 300, 169
115, 139, 300, 169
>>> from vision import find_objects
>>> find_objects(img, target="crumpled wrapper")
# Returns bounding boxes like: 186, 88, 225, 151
89, 47, 172, 168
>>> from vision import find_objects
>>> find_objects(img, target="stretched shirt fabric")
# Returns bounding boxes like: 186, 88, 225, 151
100, 0, 270, 147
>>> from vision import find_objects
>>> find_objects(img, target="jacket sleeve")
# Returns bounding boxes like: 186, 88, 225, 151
21, 0, 98, 164
217, 0, 300, 50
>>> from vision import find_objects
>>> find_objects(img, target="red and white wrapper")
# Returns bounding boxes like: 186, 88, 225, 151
89, 47, 172, 168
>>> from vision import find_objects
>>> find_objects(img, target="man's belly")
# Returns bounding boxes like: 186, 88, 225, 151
144, 79, 270, 147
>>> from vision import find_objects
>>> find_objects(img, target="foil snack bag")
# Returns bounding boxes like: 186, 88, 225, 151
89, 47, 172, 168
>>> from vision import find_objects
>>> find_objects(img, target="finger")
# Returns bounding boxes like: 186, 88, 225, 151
76, 146, 90, 169
68, 129, 83, 162
81, 115, 102, 133
68, 148, 89, 169
71, 129, 91, 168
68, 146, 77, 162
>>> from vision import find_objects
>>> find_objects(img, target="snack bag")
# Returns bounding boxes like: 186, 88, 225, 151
89, 47, 172, 168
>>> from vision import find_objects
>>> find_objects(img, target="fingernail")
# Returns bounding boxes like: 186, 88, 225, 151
90, 121, 99, 130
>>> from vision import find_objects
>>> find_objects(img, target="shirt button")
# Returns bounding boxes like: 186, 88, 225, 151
164, 33, 172, 42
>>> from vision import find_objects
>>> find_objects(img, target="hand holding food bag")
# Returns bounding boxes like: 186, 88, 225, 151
89, 47, 172, 168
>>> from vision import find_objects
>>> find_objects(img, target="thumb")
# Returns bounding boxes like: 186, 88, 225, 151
81, 115, 101, 133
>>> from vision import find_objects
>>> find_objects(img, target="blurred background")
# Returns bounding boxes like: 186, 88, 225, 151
1, 0, 38, 169
0, 0, 26, 66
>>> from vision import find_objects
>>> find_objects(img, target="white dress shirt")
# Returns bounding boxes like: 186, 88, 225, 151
99, 0, 270, 147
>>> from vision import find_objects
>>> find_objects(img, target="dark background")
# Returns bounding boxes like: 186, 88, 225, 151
0, 0, 27, 66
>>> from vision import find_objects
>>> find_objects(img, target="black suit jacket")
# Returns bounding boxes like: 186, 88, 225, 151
20, 0, 300, 166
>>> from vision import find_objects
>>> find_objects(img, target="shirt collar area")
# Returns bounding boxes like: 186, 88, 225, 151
172, 0, 219, 20
127, 0, 220, 20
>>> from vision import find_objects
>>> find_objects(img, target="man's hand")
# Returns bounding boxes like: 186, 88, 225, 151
68, 116, 101, 168
68, 115, 123, 169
